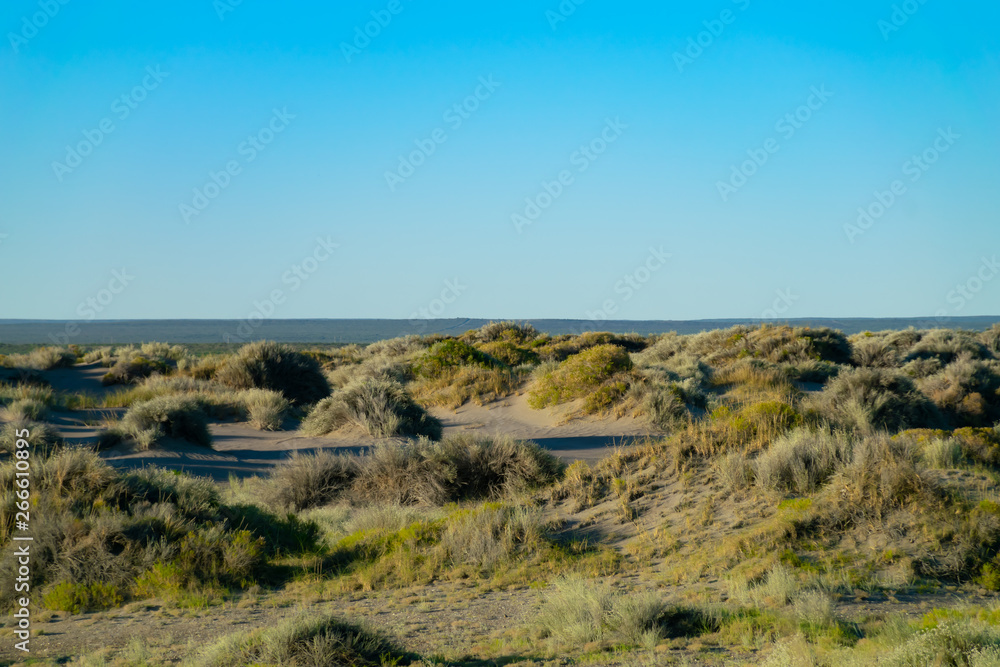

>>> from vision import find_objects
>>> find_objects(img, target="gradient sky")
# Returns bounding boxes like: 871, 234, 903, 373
1, 0, 998, 322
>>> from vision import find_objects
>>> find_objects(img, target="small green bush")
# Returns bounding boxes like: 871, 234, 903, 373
528, 344, 633, 409
477, 340, 539, 367
414, 339, 504, 378
42, 581, 122, 613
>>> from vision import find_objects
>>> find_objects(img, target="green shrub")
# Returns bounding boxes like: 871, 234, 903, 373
528, 344, 633, 409
477, 340, 539, 367
414, 339, 503, 377
302, 377, 441, 439
215, 340, 331, 405
117, 395, 211, 449
42, 581, 122, 613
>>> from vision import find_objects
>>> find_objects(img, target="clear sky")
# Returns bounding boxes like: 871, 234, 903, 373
1, 0, 998, 322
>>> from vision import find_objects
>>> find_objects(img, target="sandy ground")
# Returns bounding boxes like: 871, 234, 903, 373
23, 365, 657, 481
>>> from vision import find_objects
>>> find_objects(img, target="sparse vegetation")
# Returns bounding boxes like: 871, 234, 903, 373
7, 323, 1000, 665
216, 340, 331, 405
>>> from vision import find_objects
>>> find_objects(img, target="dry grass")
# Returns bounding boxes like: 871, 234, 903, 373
301, 376, 441, 439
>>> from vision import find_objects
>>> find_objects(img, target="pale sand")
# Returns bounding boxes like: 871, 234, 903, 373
26, 366, 655, 480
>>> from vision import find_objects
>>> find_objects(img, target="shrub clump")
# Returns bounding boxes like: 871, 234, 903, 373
301, 377, 441, 439
808, 367, 943, 433
199, 612, 407, 667
0, 420, 62, 455
215, 341, 331, 405
414, 339, 504, 378
237, 388, 289, 430
528, 344, 634, 409
268, 451, 358, 511
754, 428, 853, 495
470, 320, 538, 344
115, 395, 212, 449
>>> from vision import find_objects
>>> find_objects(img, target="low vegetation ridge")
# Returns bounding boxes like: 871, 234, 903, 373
2, 321, 1000, 664
0, 315, 997, 345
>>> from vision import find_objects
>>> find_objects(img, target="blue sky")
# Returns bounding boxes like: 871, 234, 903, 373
1, 0, 998, 322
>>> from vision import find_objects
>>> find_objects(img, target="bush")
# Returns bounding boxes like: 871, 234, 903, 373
852, 336, 900, 368
118, 395, 212, 449
537, 577, 672, 648
3, 346, 75, 371
919, 356, 1000, 427
440, 503, 548, 571
2, 398, 48, 421
0, 420, 62, 455
199, 612, 408, 667
433, 433, 563, 498
477, 340, 539, 367
101, 353, 171, 386
470, 320, 538, 344
268, 451, 357, 511
528, 344, 633, 409
353, 440, 457, 505
754, 428, 853, 495
821, 434, 930, 522
238, 388, 289, 430
42, 581, 123, 613
414, 339, 504, 378
301, 377, 441, 439
216, 341, 331, 405
809, 367, 943, 432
